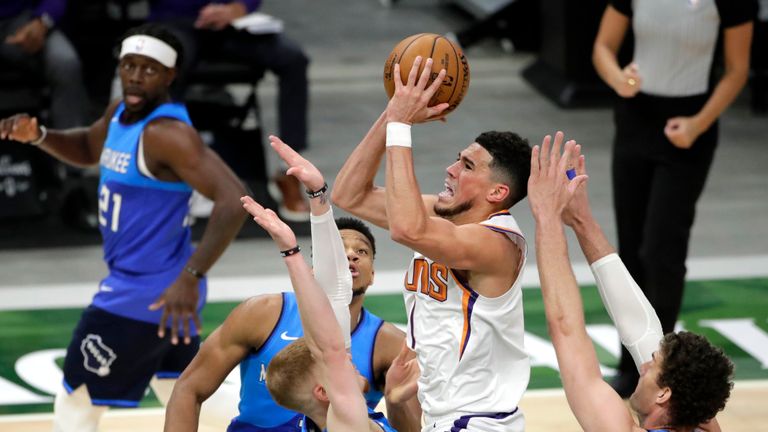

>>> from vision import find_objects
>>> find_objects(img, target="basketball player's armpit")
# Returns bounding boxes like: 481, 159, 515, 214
591, 253, 663, 369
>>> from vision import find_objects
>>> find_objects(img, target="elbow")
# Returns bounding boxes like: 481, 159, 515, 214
389, 224, 422, 245
329, 187, 348, 209
330, 187, 359, 212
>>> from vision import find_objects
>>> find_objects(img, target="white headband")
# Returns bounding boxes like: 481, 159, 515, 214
120, 35, 177, 68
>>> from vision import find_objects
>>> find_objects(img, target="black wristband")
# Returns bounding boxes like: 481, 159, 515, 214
306, 182, 328, 199
185, 266, 205, 279
280, 245, 301, 257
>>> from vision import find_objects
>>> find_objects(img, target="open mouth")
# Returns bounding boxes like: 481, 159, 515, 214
438, 181, 455, 199
123, 89, 145, 106
349, 264, 359, 278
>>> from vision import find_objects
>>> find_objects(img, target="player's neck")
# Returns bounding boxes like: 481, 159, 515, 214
450, 204, 503, 225
349, 294, 364, 331
641, 408, 682, 432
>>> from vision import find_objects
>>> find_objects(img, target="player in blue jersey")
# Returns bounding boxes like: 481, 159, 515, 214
237, 136, 415, 432
164, 136, 420, 432
0, 24, 246, 432
527, 132, 731, 432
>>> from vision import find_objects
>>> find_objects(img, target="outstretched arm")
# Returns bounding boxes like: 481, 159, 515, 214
562, 154, 663, 369
529, 132, 638, 432
241, 198, 368, 431
0, 100, 120, 167
164, 295, 280, 432
269, 134, 354, 348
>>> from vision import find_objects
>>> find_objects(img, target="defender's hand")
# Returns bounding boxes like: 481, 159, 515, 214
528, 131, 588, 221
149, 272, 201, 345
268, 135, 325, 192
0, 114, 42, 143
241, 195, 297, 251
385, 341, 420, 404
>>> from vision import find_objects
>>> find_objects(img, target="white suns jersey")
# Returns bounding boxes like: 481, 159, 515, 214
403, 211, 530, 420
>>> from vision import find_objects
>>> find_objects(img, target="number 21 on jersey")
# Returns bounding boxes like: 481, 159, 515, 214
98, 184, 122, 232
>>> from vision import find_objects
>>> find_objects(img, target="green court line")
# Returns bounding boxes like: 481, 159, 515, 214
1, 278, 766, 415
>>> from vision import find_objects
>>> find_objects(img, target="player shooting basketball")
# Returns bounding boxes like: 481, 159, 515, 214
333, 56, 534, 431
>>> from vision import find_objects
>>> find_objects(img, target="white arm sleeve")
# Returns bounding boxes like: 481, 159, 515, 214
590, 253, 664, 370
310, 207, 353, 349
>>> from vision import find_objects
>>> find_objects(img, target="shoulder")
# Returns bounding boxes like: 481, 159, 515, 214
373, 322, 406, 365
143, 116, 198, 144
715, 0, 758, 28
224, 294, 284, 346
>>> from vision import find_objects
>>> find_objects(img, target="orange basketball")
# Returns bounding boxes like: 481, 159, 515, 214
383, 33, 470, 115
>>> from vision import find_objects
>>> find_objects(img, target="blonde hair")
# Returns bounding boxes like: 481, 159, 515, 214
266, 338, 317, 411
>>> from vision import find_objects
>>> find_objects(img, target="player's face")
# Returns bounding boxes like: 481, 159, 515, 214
341, 229, 374, 296
629, 350, 665, 415
119, 54, 174, 114
434, 143, 495, 219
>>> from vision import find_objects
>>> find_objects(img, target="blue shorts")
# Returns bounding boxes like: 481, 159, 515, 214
62, 305, 199, 407
227, 416, 303, 431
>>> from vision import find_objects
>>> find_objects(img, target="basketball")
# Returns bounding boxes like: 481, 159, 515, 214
383, 33, 470, 115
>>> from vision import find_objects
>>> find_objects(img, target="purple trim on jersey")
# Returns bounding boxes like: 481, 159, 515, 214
408, 301, 417, 350
459, 288, 478, 361
449, 408, 519, 431
450, 269, 479, 361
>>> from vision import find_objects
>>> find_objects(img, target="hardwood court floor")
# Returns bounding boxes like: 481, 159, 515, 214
2, 381, 765, 431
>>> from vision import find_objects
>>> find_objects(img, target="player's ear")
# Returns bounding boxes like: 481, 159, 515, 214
312, 384, 329, 403
165, 67, 177, 86
487, 183, 509, 205
656, 386, 672, 405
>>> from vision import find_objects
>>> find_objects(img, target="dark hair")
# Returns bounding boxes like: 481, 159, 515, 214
658, 332, 734, 428
336, 217, 376, 257
120, 23, 184, 68
474, 131, 532, 208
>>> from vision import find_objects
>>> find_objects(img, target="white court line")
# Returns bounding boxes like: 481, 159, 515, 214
1, 255, 767, 311
3, 379, 767, 423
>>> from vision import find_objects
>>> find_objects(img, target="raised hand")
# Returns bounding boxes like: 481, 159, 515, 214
0, 114, 42, 143
528, 131, 588, 221
561, 150, 591, 227
240, 195, 297, 251
385, 341, 420, 404
268, 135, 325, 192
387, 56, 449, 125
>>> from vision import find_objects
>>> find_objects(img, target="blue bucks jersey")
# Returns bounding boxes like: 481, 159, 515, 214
91, 102, 205, 328
230, 293, 385, 431
300, 408, 396, 432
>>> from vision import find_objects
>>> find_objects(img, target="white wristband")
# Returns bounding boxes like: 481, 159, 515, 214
29, 125, 47, 146
386, 122, 412, 148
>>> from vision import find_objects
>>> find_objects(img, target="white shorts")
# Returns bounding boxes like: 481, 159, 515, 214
422, 408, 525, 432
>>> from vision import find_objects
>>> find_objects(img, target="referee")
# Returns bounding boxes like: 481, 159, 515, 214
592, 0, 756, 397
